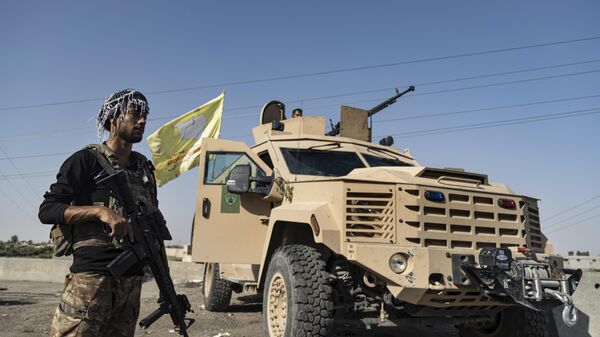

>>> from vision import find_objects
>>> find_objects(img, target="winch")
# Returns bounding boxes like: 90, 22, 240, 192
457, 248, 581, 326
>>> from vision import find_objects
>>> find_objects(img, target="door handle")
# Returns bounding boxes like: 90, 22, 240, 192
202, 198, 211, 218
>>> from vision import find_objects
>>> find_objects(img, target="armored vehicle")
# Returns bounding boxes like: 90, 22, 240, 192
191, 88, 581, 337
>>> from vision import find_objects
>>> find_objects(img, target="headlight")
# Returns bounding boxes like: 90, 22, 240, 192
389, 253, 408, 274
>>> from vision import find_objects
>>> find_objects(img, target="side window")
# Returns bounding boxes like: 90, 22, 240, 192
258, 151, 274, 169
204, 152, 265, 185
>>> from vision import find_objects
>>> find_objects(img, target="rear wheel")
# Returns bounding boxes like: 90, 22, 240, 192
458, 307, 551, 337
263, 244, 334, 337
201, 262, 233, 312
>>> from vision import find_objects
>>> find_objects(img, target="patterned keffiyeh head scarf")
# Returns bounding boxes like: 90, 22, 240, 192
97, 88, 150, 139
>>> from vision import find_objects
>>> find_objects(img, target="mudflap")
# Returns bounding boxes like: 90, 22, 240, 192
454, 248, 582, 314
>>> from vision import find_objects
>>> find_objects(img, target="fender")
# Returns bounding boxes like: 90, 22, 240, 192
256, 202, 340, 288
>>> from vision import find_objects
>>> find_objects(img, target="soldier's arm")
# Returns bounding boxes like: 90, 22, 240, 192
63, 205, 132, 241
39, 149, 93, 225
38, 150, 132, 240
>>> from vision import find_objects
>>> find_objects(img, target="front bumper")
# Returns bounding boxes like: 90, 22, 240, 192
459, 248, 581, 311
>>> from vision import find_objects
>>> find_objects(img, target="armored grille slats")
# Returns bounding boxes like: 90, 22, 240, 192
344, 183, 544, 252
524, 198, 544, 252
345, 186, 396, 243
397, 186, 537, 250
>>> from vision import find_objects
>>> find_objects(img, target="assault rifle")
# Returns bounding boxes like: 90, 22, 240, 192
326, 85, 415, 136
95, 169, 194, 337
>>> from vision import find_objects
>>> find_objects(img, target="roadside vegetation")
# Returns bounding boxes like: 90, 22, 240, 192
0, 235, 53, 259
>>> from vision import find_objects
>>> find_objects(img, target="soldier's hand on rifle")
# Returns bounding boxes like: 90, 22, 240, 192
99, 207, 134, 242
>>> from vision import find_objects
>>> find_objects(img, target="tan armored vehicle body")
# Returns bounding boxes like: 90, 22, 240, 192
192, 96, 580, 337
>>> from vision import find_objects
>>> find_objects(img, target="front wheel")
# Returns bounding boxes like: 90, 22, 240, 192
201, 262, 233, 312
263, 244, 334, 337
458, 307, 553, 337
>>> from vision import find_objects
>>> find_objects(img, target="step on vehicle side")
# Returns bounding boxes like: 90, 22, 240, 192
191, 89, 581, 337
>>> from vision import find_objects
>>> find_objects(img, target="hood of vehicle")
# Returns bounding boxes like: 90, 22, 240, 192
343, 166, 515, 195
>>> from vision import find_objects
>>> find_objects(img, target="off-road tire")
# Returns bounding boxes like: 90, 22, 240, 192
458, 307, 552, 337
262, 244, 334, 337
201, 262, 233, 312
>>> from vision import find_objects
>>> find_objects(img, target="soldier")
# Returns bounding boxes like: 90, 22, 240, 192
39, 89, 163, 337
291, 108, 303, 118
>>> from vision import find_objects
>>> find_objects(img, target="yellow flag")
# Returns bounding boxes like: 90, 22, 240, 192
146, 92, 224, 186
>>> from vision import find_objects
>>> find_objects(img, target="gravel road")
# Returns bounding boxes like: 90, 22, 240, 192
0, 280, 459, 337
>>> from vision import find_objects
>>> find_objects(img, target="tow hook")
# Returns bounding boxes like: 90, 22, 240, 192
545, 288, 577, 327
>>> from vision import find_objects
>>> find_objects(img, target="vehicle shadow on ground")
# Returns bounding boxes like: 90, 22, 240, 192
229, 294, 262, 312
228, 303, 262, 313
0, 300, 36, 306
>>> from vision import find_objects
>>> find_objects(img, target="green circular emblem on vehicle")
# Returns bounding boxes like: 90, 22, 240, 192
224, 193, 238, 206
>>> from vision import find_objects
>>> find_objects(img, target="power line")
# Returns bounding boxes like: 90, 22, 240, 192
2, 94, 600, 161
410, 69, 600, 98
0, 186, 39, 223
3, 90, 598, 149
0, 130, 90, 142
375, 93, 600, 123
145, 36, 600, 96
379, 107, 600, 139
297, 69, 600, 118
407, 58, 600, 88
0, 143, 42, 197
543, 194, 600, 222
545, 213, 600, 234
390, 109, 600, 138
3, 107, 600, 164
152, 68, 600, 123
250, 58, 600, 107
1, 58, 598, 143
544, 204, 600, 229
0, 152, 72, 161
0, 166, 39, 210
2, 35, 600, 112
0, 171, 55, 179
0, 63, 598, 150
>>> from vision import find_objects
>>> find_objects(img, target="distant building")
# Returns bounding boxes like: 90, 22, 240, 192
562, 256, 600, 270
165, 244, 192, 261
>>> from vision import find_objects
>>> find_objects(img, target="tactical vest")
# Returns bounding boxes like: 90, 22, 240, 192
51, 144, 165, 256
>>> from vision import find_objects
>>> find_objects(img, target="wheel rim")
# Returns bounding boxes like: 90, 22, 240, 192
267, 272, 288, 337
203, 263, 213, 298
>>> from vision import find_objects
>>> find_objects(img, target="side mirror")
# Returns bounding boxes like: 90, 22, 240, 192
226, 165, 251, 193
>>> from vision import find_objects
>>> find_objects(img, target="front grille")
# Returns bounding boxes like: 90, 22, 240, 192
398, 186, 531, 250
345, 184, 396, 243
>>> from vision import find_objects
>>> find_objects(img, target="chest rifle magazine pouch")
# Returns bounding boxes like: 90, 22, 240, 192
50, 224, 74, 257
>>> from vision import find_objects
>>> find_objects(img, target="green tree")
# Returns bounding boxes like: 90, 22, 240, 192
10, 235, 18, 244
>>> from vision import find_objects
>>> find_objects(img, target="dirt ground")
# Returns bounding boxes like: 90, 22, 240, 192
0, 279, 459, 337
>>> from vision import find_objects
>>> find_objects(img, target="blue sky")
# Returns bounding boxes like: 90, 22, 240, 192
1, 1, 599, 254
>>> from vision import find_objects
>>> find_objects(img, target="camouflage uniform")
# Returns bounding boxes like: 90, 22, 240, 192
49, 144, 161, 337
50, 273, 142, 337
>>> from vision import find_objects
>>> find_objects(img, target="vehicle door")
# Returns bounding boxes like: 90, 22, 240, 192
192, 138, 272, 264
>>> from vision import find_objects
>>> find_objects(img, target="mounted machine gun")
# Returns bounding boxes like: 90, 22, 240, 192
326, 85, 415, 140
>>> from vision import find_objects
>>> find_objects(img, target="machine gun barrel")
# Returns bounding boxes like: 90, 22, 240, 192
367, 85, 415, 117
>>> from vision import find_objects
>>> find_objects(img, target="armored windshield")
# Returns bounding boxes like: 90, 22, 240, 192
361, 153, 413, 167
281, 148, 365, 176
